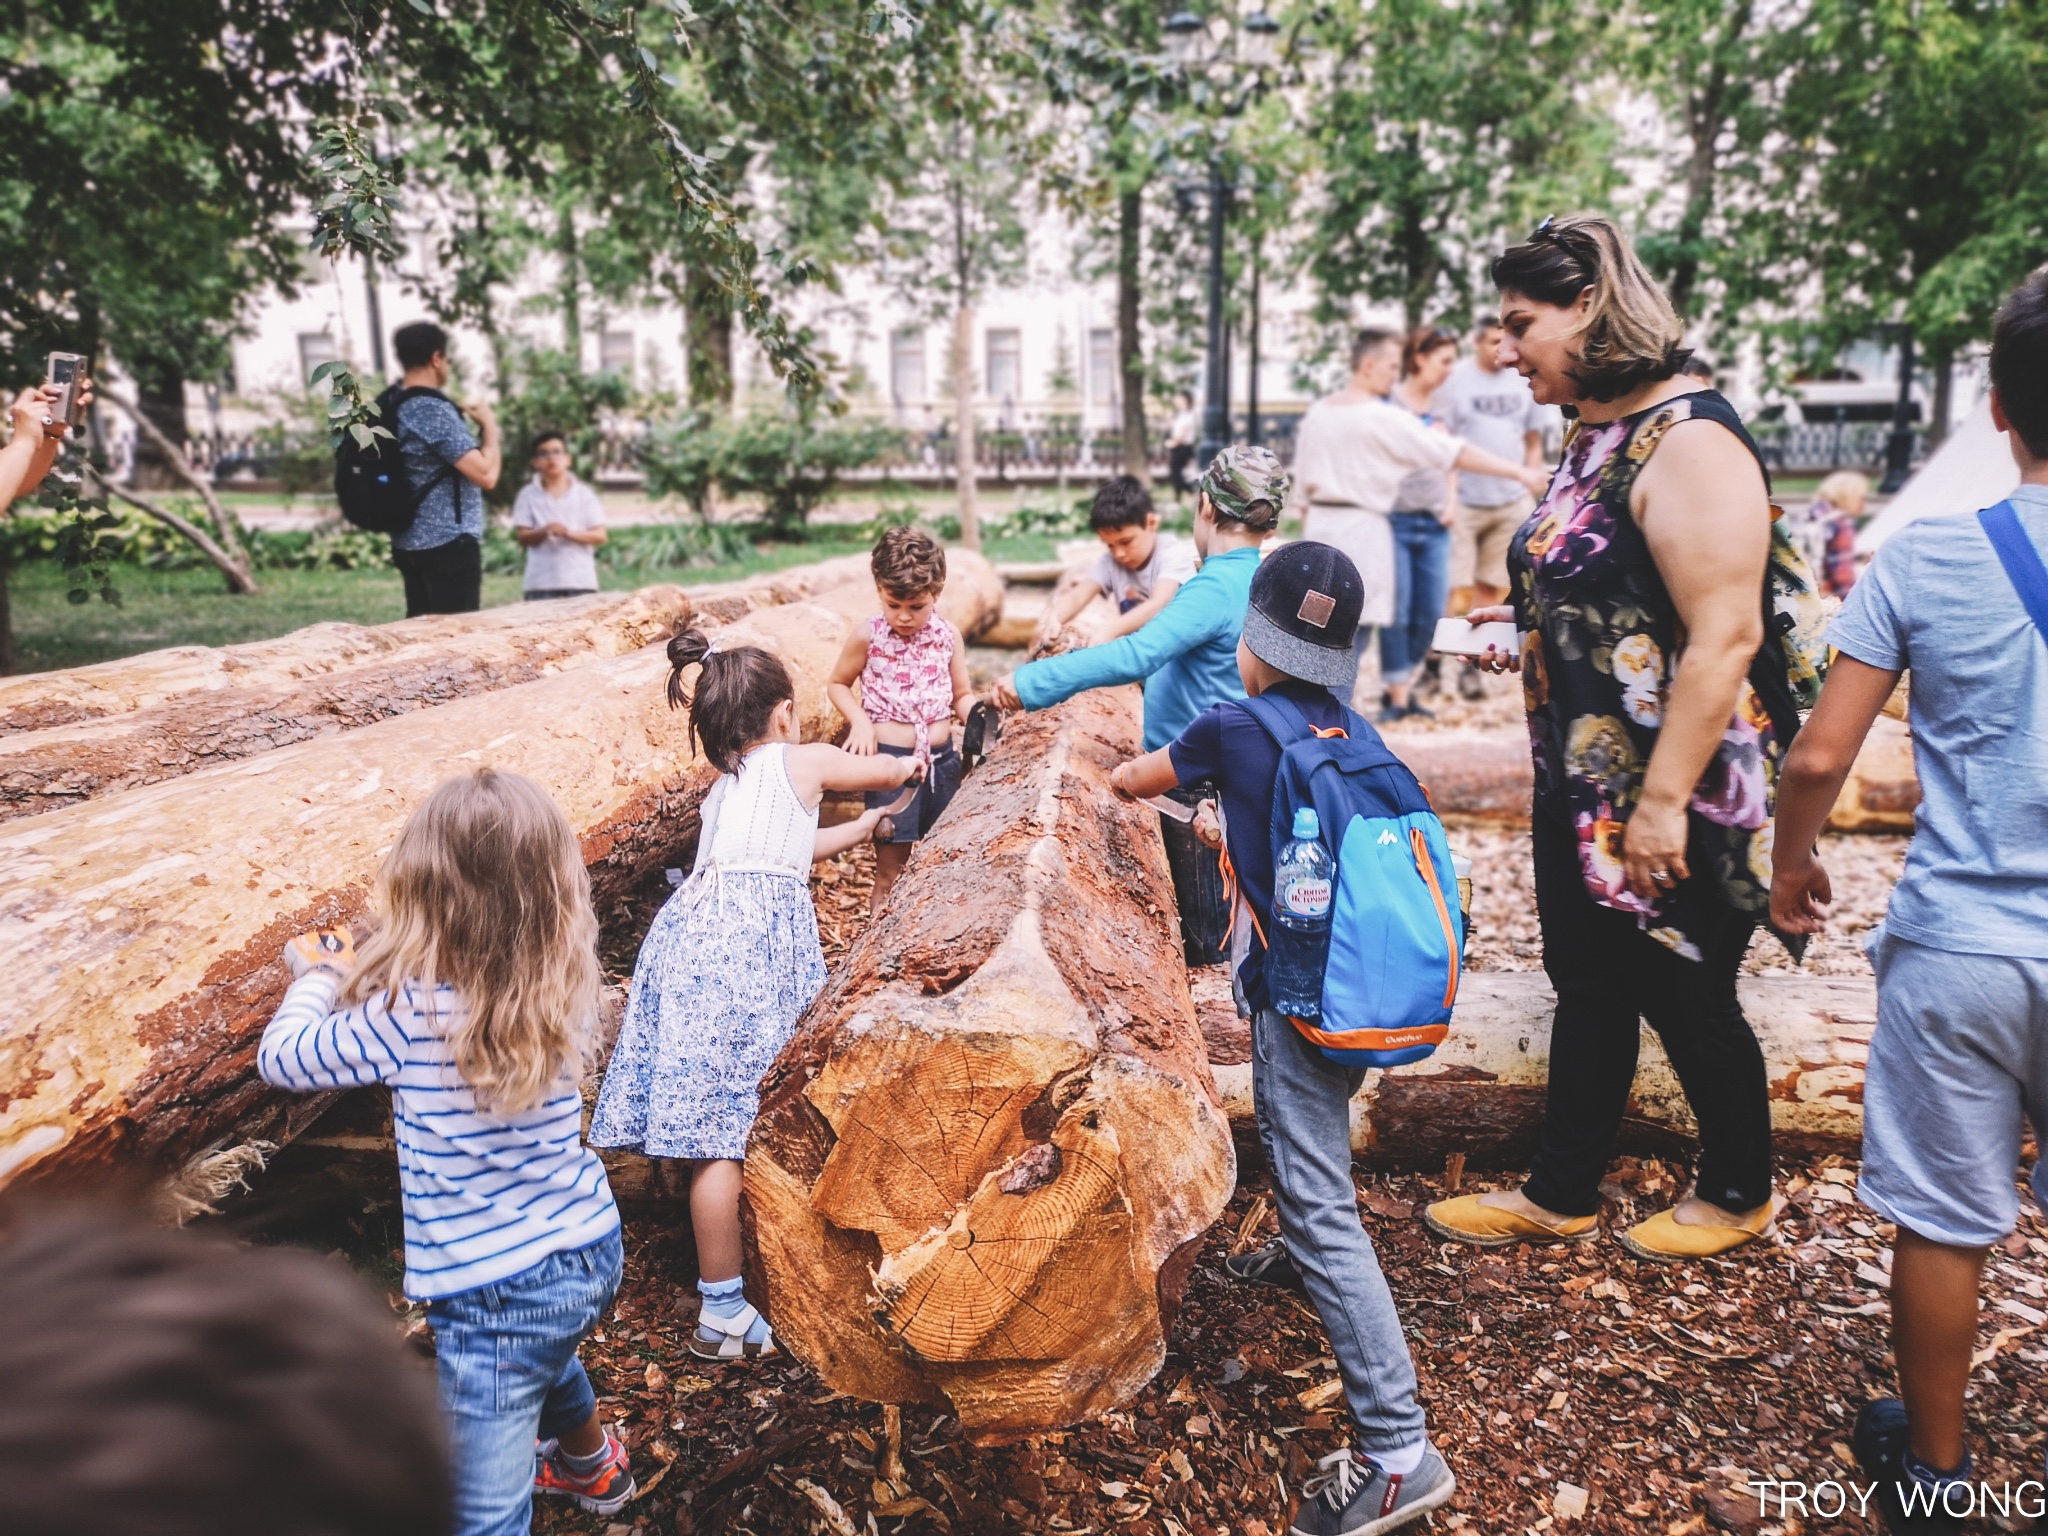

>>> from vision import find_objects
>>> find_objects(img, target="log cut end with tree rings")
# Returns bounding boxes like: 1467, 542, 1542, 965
744, 690, 1234, 1441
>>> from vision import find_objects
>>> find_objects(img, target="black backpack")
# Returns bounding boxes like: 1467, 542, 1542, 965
334, 384, 458, 535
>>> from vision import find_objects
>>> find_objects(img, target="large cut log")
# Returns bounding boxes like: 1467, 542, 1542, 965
1205, 970, 1877, 1165
0, 601, 854, 1195
0, 547, 1002, 737
0, 587, 693, 820
1379, 721, 1919, 834
744, 689, 1235, 1442
0, 550, 1007, 1197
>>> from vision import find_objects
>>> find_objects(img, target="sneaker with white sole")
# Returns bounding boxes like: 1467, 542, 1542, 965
1289, 1444, 1456, 1536
534, 1431, 635, 1516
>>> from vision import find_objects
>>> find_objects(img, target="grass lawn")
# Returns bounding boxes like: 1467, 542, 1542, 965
2, 523, 1063, 676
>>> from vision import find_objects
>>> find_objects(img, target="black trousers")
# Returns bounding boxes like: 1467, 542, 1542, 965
1521, 808, 1773, 1217
393, 535, 482, 617
1159, 780, 1228, 967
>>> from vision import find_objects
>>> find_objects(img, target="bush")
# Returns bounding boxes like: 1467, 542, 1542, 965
640, 409, 903, 536
604, 519, 758, 572
489, 347, 635, 510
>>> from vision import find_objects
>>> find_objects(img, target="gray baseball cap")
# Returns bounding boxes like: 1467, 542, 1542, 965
1242, 540, 1365, 690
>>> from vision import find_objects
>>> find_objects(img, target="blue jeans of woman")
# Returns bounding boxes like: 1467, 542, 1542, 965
1378, 512, 1451, 687
428, 1229, 623, 1536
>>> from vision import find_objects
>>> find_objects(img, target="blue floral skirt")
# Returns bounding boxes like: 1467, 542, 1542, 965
590, 871, 826, 1160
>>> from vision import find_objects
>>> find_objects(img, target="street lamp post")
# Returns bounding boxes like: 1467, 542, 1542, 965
1164, 9, 1280, 471
1879, 326, 1917, 494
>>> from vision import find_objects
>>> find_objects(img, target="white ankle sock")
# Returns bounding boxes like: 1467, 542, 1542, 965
1368, 1440, 1427, 1477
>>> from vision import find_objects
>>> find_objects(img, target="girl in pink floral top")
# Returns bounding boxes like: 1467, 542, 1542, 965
827, 527, 975, 913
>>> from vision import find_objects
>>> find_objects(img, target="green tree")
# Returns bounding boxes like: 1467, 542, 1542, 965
1302, 0, 1620, 328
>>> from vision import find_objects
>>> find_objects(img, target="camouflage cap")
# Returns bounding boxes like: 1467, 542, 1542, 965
1199, 444, 1290, 530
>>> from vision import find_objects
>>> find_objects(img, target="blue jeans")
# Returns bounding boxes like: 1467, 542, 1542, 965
1379, 512, 1451, 686
1251, 1010, 1425, 1452
428, 1229, 623, 1536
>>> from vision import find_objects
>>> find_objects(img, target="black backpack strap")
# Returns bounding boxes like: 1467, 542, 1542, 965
385, 385, 459, 511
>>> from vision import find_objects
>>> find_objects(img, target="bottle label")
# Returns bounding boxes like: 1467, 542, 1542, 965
1280, 878, 1331, 916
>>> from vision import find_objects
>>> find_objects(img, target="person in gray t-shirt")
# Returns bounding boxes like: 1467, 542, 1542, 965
1438, 318, 1555, 615
1767, 269, 2048, 1523
387, 320, 502, 616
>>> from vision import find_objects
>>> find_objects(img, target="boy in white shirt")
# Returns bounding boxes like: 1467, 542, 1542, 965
513, 431, 608, 600
1032, 475, 1197, 649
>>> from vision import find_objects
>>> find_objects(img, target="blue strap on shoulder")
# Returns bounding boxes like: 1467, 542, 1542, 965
1238, 691, 1311, 747
1978, 500, 2048, 641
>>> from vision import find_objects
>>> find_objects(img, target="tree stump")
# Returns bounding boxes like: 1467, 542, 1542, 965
744, 689, 1235, 1441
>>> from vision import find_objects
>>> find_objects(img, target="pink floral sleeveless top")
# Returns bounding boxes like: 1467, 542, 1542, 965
859, 614, 955, 762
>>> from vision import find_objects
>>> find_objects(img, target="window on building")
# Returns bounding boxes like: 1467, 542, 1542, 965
297, 332, 338, 384
1088, 328, 1119, 411
890, 328, 926, 406
986, 328, 1022, 402
599, 331, 636, 380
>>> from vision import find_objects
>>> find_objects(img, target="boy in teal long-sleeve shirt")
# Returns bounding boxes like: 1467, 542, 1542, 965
992, 446, 1290, 961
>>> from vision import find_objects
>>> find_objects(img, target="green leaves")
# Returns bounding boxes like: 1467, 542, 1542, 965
309, 362, 392, 457
308, 119, 404, 266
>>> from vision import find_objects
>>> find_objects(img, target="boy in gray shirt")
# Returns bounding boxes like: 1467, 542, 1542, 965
1769, 268, 2048, 1534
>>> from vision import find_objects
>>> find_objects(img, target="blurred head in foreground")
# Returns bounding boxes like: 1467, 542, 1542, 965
0, 1205, 448, 1536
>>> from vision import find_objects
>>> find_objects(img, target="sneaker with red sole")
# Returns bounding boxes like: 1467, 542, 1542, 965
534, 1431, 635, 1515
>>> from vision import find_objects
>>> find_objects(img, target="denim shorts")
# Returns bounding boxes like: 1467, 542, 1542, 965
865, 742, 961, 844
428, 1228, 623, 1536
1860, 929, 2048, 1248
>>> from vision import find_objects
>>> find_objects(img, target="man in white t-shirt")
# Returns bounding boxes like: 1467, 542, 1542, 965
512, 431, 608, 600
1439, 315, 1555, 615
1291, 327, 1548, 690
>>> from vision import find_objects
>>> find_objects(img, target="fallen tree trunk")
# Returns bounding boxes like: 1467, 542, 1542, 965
0, 548, 1002, 736
1204, 970, 1877, 1165
0, 601, 852, 1195
0, 586, 694, 820
1381, 721, 1919, 835
744, 689, 1235, 1442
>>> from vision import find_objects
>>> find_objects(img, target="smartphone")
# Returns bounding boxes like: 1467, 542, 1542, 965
45, 352, 88, 428
1431, 617, 1519, 658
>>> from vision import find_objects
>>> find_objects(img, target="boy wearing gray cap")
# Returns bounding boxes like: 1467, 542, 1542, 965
1108, 542, 1453, 1536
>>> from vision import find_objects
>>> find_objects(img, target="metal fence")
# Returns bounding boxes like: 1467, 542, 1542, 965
1751, 420, 1926, 478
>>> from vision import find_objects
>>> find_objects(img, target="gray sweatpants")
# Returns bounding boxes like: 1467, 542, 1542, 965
1250, 1008, 1426, 1453
1860, 929, 2048, 1248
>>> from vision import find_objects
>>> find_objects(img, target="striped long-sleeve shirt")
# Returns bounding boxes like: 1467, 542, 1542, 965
259, 971, 619, 1301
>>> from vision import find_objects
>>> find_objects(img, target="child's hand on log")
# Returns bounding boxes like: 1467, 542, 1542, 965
284, 927, 357, 981
1108, 762, 1136, 802
1192, 798, 1223, 850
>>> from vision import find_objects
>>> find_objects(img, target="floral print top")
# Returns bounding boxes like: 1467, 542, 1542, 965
859, 612, 958, 764
1508, 389, 1788, 963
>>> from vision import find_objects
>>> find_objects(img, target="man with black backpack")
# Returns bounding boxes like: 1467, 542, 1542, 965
338, 320, 500, 617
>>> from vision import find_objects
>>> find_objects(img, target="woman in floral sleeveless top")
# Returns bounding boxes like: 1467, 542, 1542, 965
1426, 215, 1796, 1264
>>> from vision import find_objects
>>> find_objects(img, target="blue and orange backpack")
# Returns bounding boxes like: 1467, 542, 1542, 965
1235, 693, 1464, 1069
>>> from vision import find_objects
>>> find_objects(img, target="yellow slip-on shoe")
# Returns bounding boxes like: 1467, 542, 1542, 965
1618, 1196, 1779, 1262
1422, 1193, 1600, 1247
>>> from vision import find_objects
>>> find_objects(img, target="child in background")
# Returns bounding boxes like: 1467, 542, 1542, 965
1107, 543, 1454, 1536
260, 769, 632, 1535
827, 526, 975, 914
1811, 469, 1869, 598
1031, 475, 1197, 650
511, 429, 608, 601
591, 630, 916, 1359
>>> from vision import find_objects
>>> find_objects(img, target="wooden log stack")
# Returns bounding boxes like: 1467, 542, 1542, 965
744, 688, 1235, 1442
0, 554, 1002, 1196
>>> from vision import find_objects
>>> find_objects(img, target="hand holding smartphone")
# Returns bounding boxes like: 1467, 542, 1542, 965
1430, 617, 1519, 658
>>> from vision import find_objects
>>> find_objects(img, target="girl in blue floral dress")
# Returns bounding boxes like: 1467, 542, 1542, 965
590, 628, 920, 1360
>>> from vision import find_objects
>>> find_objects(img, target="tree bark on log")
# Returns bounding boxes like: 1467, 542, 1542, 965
744, 689, 1235, 1442
0, 601, 853, 1194
0, 587, 695, 820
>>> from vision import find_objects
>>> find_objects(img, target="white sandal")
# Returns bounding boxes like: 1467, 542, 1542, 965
688, 1300, 779, 1361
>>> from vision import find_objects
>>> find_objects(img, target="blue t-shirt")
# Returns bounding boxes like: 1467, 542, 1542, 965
1166, 679, 1348, 1010
1827, 484, 2048, 958
1013, 546, 1260, 750
393, 391, 485, 552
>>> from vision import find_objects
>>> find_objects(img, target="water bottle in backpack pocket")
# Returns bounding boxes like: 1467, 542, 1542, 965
1239, 694, 1465, 1069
